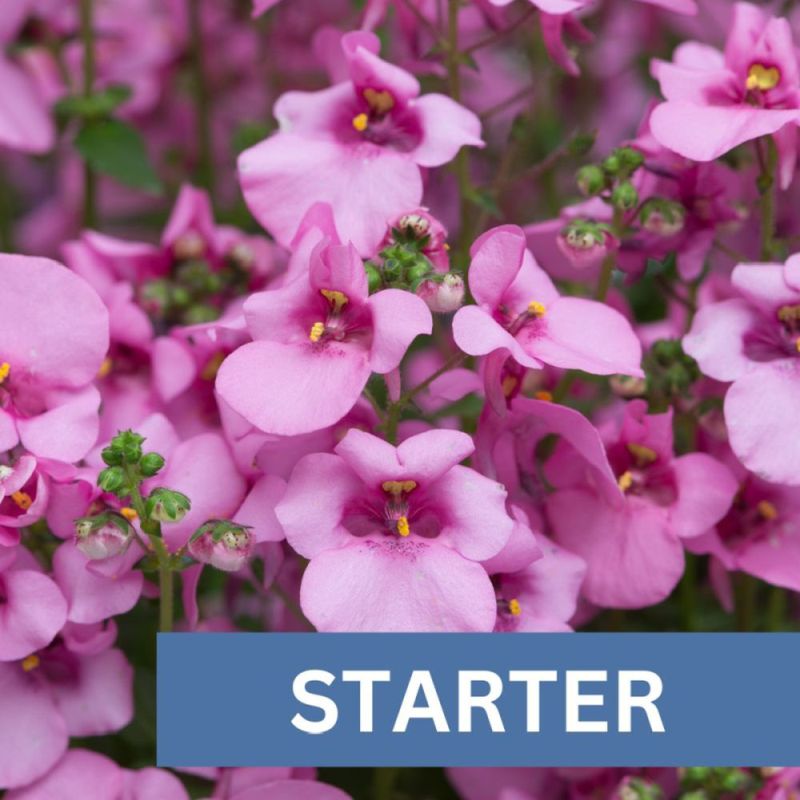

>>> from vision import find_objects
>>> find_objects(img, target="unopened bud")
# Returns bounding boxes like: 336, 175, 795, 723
396, 213, 431, 238
146, 487, 191, 523
228, 242, 255, 271
173, 231, 206, 261
98, 466, 127, 495
557, 220, 617, 270
139, 452, 165, 477
189, 520, 254, 572
611, 181, 639, 211
417, 273, 465, 313
108, 430, 144, 464
610, 373, 647, 398
365, 262, 382, 293
640, 198, 685, 237
577, 164, 605, 196
75, 515, 133, 560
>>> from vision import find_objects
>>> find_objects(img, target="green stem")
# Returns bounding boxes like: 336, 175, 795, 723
79, 0, 97, 228
124, 464, 174, 632
734, 573, 758, 632
446, 0, 474, 262
383, 352, 466, 443
679, 553, 697, 632
0, 176, 13, 251
758, 136, 778, 261
373, 767, 399, 800
768, 585, 787, 632
595, 207, 624, 301
188, 0, 215, 199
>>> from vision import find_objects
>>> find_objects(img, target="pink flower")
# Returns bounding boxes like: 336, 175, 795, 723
452, 226, 642, 408
650, 2, 800, 186
216, 240, 432, 436
275, 428, 514, 631
4, 749, 189, 800
238, 30, 483, 255
0, 628, 133, 791
546, 400, 737, 608
0, 255, 109, 462
683, 253, 800, 485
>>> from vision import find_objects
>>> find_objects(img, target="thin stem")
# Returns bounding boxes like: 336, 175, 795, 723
768, 585, 787, 632
479, 84, 535, 122
124, 464, 174, 632
373, 767, 400, 800
595, 207, 624, 301
734, 573, 758, 632
757, 136, 778, 260
362, 386, 386, 421
79, 0, 97, 228
188, 0, 215, 200
384, 351, 466, 443
446, 0, 474, 261
0, 177, 13, 251
679, 553, 697, 632
463, 6, 536, 55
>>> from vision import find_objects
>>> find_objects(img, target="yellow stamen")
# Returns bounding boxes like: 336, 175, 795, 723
627, 442, 658, 466
397, 515, 410, 537
617, 471, 634, 492
527, 300, 546, 317
120, 507, 138, 522
0, 362, 9, 385
382, 479, 417, 495
320, 289, 349, 312
200, 351, 225, 381
363, 87, 395, 115
21, 654, 40, 672
309, 322, 326, 343
443, 243, 450, 251
97, 357, 113, 379
352, 113, 369, 132
501, 375, 518, 397
795, 338, 800, 353
11, 491, 32, 511
758, 500, 779, 521
534, 390, 553, 402
508, 598, 521, 617
746, 63, 780, 91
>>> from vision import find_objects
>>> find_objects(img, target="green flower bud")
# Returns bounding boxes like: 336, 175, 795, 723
146, 487, 191, 523
98, 466, 127, 495
576, 164, 605, 196
183, 304, 220, 325
602, 154, 621, 175
611, 181, 639, 211
139, 278, 171, 316
108, 430, 144, 463
365, 262, 383, 293
139, 452, 166, 477
407, 261, 433, 284
639, 198, 686, 237
616, 146, 645, 172
101, 446, 124, 466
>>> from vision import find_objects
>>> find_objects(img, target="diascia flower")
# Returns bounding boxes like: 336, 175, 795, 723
275, 428, 514, 631
650, 2, 800, 185
238, 30, 483, 255
452, 225, 643, 407
216, 240, 432, 436
684, 253, 800, 485
546, 400, 737, 608
0, 255, 109, 462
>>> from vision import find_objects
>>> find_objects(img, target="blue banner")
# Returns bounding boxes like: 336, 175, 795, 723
157, 633, 800, 767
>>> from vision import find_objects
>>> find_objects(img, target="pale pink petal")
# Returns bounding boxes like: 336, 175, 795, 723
368, 289, 432, 373
410, 93, 484, 167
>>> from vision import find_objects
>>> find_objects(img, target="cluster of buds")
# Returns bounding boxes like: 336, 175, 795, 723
557, 219, 619, 270
612, 777, 664, 800
139, 233, 254, 326
188, 519, 254, 572
678, 767, 755, 799
365, 210, 463, 312
643, 339, 701, 410
576, 146, 645, 213
98, 431, 165, 496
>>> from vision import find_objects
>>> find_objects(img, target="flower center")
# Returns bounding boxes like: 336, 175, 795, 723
308, 290, 351, 343
382, 479, 417, 537
0, 362, 9, 385
757, 499, 779, 521
746, 63, 780, 92
352, 88, 396, 132
527, 300, 547, 317
618, 470, 634, 492
777, 304, 800, 352
627, 442, 658, 467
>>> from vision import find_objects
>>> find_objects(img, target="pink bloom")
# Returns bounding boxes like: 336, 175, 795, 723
546, 400, 737, 608
275, 428, 514, 631
0, 255, 109, 462
217, 240, 432, 436
4, 749, 189, 800
0, 547, 67, 663
650, 2, 800, 185
238, 30, 483, 255
452, 226, 643, 406
683, 254, 800, 484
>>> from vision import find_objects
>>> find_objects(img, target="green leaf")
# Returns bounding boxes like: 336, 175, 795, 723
75, 118, 162, 193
